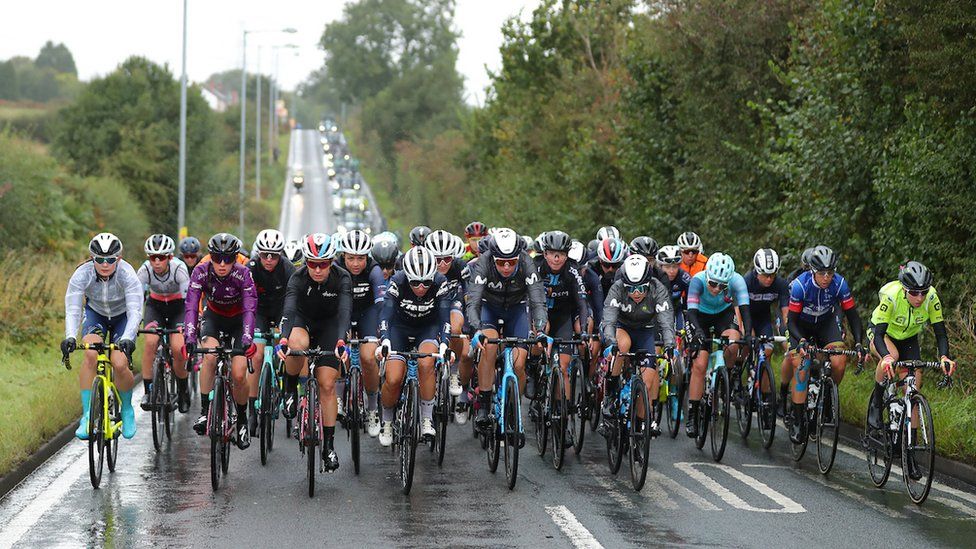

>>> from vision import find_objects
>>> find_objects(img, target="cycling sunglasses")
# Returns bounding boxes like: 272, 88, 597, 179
435, 256, 454, 264
307, 259, 332, 271
905, 287, 928, 297
148, 254, 169, 262
600, 261, 621, 270
494, 258, 518, 269
213, 253, 237, 265
182, 253, 198, 260
707, 279, 728, 291
681, 249, 698, 255
625, 283, 649, 294
259, 252, 280, 260
814, 269, 835, 278
409, 279, 433, 288
93, 256, 118, 265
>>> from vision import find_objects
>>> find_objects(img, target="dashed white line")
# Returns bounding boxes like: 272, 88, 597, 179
646, 469, 721, 511
545, 505, 605, 549
932, 496, 976, 520
675, 462, 804, 513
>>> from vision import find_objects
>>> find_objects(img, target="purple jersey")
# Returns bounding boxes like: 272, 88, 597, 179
184, 262, 258, 346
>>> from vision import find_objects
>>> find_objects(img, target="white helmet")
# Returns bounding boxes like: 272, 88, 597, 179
488, 227, 521, 260
621, 254, 652, 285
301, 233, 339, 260
450, 234, 466, 258
656, 245, 681, 265
677, 231, 703, 252
253, 229, 285, 253
90, 232, 122, 257
402, 246, 437, 282
341, 229, 372, 256
753, 248, 780, 275
568, 240, 585, 263
424, 229, 455, 257
284, 240, 303, 265
596, 225, 620, 242
144, 234, 175, 255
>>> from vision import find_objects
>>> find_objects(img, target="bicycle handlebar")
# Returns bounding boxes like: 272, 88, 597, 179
61, 342, 121, 370
286, 348, 340, 358
138, 328, 182, 336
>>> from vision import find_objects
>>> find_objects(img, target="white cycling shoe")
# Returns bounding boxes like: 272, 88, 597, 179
366, 410, 381, 437
379, 421, 393, 447
449, 374, 462, 397
336, 396, 345, 418
421, 417, 436, 439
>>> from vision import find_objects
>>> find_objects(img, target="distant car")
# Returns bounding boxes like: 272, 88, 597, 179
292, 171, 305, 191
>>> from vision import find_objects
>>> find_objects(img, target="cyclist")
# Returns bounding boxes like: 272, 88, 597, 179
277, 233, 351, 471
137, 234, 191, 413
787, 247, 814, 283
656, 245, 690, 329
375, 247, 453, 446
424, 230, 472, 422
867, 262, 956, 435
596, 226, 621, 242
179, 236, 202, 271
588, 237, 629, 297
744, 248, 789, 424
463, 222, 488, 262
677, 232, 707, 277
337, 229, 385, 437
571, 239, 604, 384
617, 236, 670, 290
534, 231, 590, 440
685, 252, 752, 438
466, 228, 548, 433
284, 240, 304, 268
246, 229, 294, 436
408, 225, 432, 248
785, 245, 866, 443
62, 233, 142, 440
371, 238, 400, 292
184, 233, 258, 450
600, 254, 675, 437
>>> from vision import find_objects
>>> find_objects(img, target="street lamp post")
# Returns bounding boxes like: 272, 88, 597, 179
269, 45, 298, 164
255, 46, 262, 200
177, 0, 188, 237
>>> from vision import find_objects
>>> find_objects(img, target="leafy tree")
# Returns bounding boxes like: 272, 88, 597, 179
34, 41, 77, 76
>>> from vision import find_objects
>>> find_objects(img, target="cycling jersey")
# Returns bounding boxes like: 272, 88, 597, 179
441, 257, 467, 306
137, 259, 190, 302
787, 270, 855, 323
279, 265, 352, 341
465, 250, 547, 333
248, 258, 295, 317
337, 256, 385, 316
600, 278, 675, 347
378, 271, 451, 344
184, 262, 258, 347
575, 262, 604, 329
534, 256, 590, 328
586, 257, 620, 297
870, 281, 944, 341
687, 271, 749, 315
679, 253, 708, 277
744, 269, 789, 328
65, 259, 144, 341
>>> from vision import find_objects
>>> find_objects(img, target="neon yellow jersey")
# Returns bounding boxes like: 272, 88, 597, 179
870, 280, 944, 340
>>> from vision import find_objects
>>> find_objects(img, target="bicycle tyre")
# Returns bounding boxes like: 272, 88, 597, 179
307, 379, 318, 498
816, 377, 839, 475
435, 367, 449, 466
710, 368, 730, 462
607, 390, 625, 475
534, 372, 549, 457
221, 390, 231, 474
259, 364, 274, 465
88, 378, 105, 489
571, 358, 586, 455
165, 364, 176, 439
487, 395, 501, 474
152, 358, 167, 452
209, 376, 225, 491
734, 363, 752, 439
349, 368, 361, 474
106, 386, 120, 473
503, 376, 520, 490
400, 380, 419, 495
550, 368, 566, 471
629, 378, 651, 492
903, 393, 936, 504
757, 359, 777, 449
695, 395, 708, 450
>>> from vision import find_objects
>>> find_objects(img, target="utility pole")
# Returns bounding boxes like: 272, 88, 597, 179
177, 0, 188, 238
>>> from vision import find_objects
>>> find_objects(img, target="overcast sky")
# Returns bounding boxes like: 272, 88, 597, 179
0, 0, 539, 104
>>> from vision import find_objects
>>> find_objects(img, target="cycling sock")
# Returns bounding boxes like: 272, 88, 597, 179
382, 406, 395, 423
143, 379, 152, 394
421, 399, 434, 420
366, 391, 379, 411
236, 404, 248, 426
649, 400, 657, 422
324, 426, 335, 447
285, 373, 298, 393
119, 389, 134, 411
79, 389, 92, 417
176, 377, 188, 392
200, 394, 210, 415
792, 403, 805, 425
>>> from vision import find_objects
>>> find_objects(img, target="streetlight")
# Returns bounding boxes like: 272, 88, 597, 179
239, 27, 296, 236
177, 0, 188, 238
269, 44, 299, 164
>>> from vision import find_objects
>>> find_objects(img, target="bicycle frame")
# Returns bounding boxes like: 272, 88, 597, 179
255, 329, 282, 418
93, 346, 122, 441
495, 345, 523, 436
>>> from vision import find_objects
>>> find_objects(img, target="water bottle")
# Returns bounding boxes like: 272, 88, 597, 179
889, 401, 904, 430
807, 383, 819, 411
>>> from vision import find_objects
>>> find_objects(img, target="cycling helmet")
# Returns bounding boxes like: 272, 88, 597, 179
208, 232, 241, 256
179, 236, 201, 255
656, 245, 681, 265
677, 231, 702, 252
402, 246, 437, 282
522, 235, 535, 253
144, 234, 175, 255
597, 237, 628, 264
587, 239, 599, 256
800, 247, 814, 270
568, 240, 585, 263
477, 237, 492, 254
705, 252, 735, 284
409, 225, 432, 247
488, 228, 522, 260
808, 245, 837, 271
301, 233, 338, 260
373, 231, 399, 247
425, 230, 455, 257
371, 239, 399, 267
341, 229, 372, 256
464, 221, 488, 238
596, 225, 620, 241
90, 232, 123, 257
622, 255, 653, 286
629, 236, 658, 257
542, 230, 572, 253
284, 240, 303, 266
253, 229, 285, 253
450, 234, 466, 258
753, 248, 780, 275
899, 261, 932, 291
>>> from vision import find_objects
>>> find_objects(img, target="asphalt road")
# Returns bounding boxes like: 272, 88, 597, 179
279, 129, 335, 240
3, 130, 976, 548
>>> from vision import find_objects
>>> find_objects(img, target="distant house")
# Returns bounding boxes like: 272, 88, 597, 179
200, 85, 231, 112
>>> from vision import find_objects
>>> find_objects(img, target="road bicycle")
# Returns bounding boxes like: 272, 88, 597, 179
602, 350, 658, 491
532, 336, 586, 471
689, 337, 736, 462
138, 327, 182, 453
287, 347, 339, 497
254, 328, 283, 466
665, 326, 692, 439
342, 330, 369, 475
730, 335, 787, 449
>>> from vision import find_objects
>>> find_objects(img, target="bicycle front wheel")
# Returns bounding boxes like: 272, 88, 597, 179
106, 386, 120, 472
307, 380, 319, 498
550, 368, 566, 471
534, 373, 549, 457
816, 377, 840, 475
709, 368, 730, 462
734, 364, 752, 439
88, 378, 106, 489
400, 380, 419, 495
435, 366, 449, 466
349, 368, 361, 474
757, 359, 777, 449
864, 396, 892, 488
151, 360, 166, 452
259, 364, 274, 465
629, 378, 651, 492
571, 358, 586, 455
503, 376, 520, 490
903, 393, 936, 504
209, 377, 226, 491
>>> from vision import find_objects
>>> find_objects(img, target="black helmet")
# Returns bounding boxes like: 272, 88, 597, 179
208, 232, 241, 256
808, 245, 837, 272
542, 230, 572, 253
179, 236, 201, 255
800, 247, 814, 269
587, 239, 599, 256
409, 225, 432, 247
478, 236, 492, 254
629, 236, 658, 257
899, 261, 932, 291
371, 239, 399, 268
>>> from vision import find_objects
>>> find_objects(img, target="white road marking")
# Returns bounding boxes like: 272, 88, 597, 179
742, 463, 791, 469
793, 467, 905, 519
932, 496, 976, 520
646, 469, 721, 511
584, 464, 636, 510
545, 505, 605, 549
675, 462, 805, 513
0, 386, 145, 549
639, 471, 679, 510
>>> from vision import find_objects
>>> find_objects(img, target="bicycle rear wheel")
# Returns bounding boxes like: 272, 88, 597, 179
903, 393, 935, 504
550, 369, 566, 471
629, 378, 651, 491
757, 360, 777, 449
503, 376, 520, 490
400, 380, 419, 495
209, 377, 225, 491
709, 368, 730, 462
259, 364, 274, 465
570, 358, 586, 455
734, 363, 753, 439
106, 387, 120, 472
789, 407, 809, 462
151, 359, 166, 452
88, 378, 105, 489
487, 398, 501, 474
349, 368, 361, 474
435, 367, 449, 466
816, 377, 840, 475
307, 380, 318, 498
